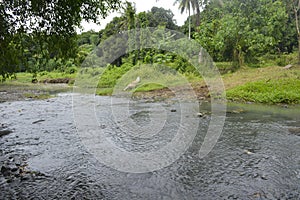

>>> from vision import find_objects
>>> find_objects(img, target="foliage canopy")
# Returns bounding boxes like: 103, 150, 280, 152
0, 0, 122, 79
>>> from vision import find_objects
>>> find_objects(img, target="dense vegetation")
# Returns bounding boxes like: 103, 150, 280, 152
0, 0, 122, 79
1, 0, 300, 104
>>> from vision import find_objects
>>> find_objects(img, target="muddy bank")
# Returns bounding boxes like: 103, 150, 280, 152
40, 78, 74, 84
132, 84, 210, 101
1, 83, 209, 103
0, 84, 72, 102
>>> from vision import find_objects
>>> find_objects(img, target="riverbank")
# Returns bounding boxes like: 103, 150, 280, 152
0, 83, 72, 102
223, 65, 300, 104
0, 72, 74, 102
0, 65, 300, 104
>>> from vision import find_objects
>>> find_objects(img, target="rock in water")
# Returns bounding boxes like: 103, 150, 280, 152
244, 149, 254, 155
1, 166, 10, 176
0, 129, 12, 137
196, 113, 204, 117
288, 127, 300, 136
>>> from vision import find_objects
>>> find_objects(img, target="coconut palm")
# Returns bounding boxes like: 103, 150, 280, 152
174, 0, 201, 39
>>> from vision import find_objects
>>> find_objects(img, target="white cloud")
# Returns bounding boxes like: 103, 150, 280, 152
78, 0, 189, 33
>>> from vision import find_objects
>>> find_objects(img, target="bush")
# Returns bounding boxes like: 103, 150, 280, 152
65, 66, 77, 74
215, 62, 236, 74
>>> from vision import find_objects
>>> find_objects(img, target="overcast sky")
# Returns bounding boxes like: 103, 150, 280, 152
79, 0, 189, 32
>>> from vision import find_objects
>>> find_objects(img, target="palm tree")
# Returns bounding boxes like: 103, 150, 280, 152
174, 0, 201, 39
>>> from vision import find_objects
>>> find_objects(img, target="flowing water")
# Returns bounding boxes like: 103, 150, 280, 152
0, 93, 300, 199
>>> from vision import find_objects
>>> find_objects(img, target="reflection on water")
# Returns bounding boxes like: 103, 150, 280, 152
0, 93, 300, 199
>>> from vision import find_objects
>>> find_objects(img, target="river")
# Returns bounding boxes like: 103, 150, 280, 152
1, 93, 300, 199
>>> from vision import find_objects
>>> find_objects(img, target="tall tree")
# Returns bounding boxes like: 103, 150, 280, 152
0, 0, 123, 79
174, 0, 207, 39
290, 0, 300, 64
195, 0, 288, 67
174, 0, 193, 39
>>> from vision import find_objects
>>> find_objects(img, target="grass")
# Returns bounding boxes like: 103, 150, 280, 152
0, 72, 73, 101
96, 88, 113, 96
2, 71, 76, 85
96, 63, 194, 95
222, 64, 300, 104
226, 78, 300, 104
222, 65, 300, 90
2, 54, 300, 104
215, 62, 236, 74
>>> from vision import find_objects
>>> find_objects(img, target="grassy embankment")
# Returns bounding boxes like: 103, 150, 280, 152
1, 54, 300, 104
0, 72, 74, 100
223, 66, 300, 104
92, 54, 300, 104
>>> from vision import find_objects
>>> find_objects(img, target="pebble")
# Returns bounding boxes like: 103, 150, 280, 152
261, 175, 268, 180
196, 112, 204, 117
100, 124, 106, 129
244, 149, 254, 155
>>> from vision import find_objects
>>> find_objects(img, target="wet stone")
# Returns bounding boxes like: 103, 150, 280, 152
288, 127, 300, 136
196, 112, 204, 117
0, 129, 12, 137
10, 166, 18, 172
261, 174, 268, 180
100, 124, 106, 129
1, 166, 11, 176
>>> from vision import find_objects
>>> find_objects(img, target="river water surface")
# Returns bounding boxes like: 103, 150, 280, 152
1, 93, 300, 199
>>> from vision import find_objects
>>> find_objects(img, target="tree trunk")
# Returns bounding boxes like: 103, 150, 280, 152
298, 36, 300, 64
188, 9, 191, 40
196, 6, 201, 27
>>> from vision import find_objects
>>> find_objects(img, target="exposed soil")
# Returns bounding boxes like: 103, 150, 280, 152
132, 83, 210, 101
41, 78, 74, 84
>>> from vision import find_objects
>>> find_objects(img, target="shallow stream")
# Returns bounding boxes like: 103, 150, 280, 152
1, 93, 300, 199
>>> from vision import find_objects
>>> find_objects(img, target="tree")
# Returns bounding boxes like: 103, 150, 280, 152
174, 0, 194, 39
289, 0, 300, 64
173, 0, 208, 39
0, 0, 123, 79
271, 0, 297, 55
148, 7, 179, 30
77, 31, 100, 46
195, 0, 288, 67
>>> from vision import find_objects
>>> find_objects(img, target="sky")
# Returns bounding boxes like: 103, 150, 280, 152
79, 0, 189, 32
